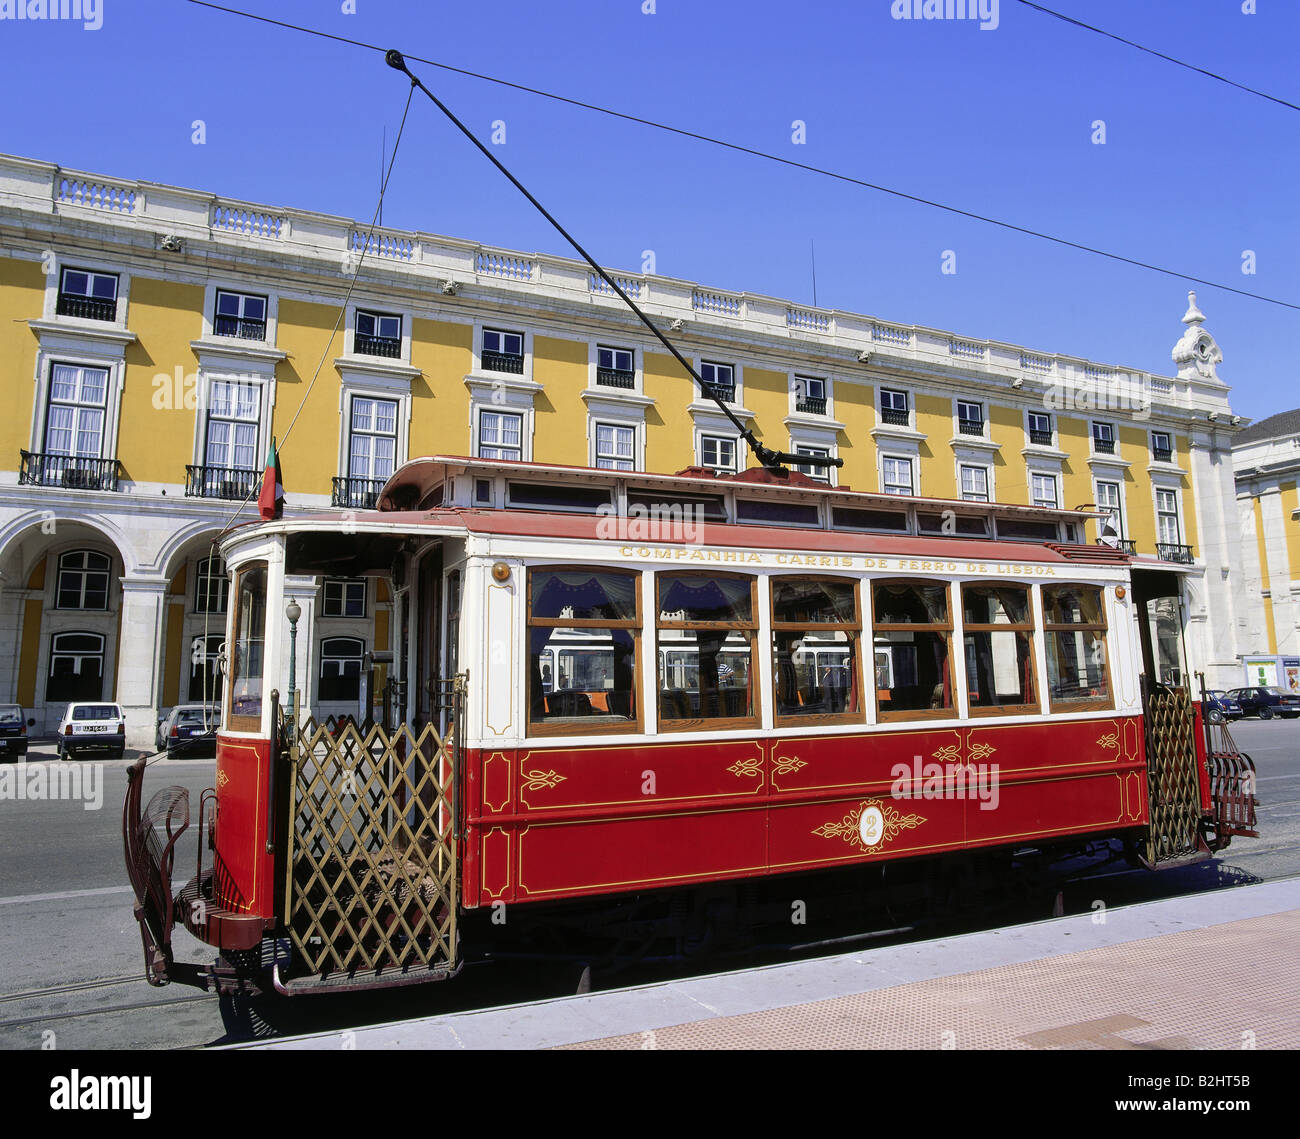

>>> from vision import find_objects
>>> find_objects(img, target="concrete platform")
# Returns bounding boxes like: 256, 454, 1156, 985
243, 877, 1300, 1050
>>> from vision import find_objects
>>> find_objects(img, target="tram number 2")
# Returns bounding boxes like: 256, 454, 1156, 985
858, 805, 885, 848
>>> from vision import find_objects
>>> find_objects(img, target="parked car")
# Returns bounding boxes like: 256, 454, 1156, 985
1225, 686, 1300, 720
155, 705, 217, 757
0, 704, 34, 759
57, 702, 126, 758
1203, 690, 1243, 723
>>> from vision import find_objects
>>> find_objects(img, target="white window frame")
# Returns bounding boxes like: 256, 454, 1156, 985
592, 420, 639, 471
477, 408, 526, 462
792, 374, 830, 416
794, 444, 833, 484
42, 362, 110, 458
322, 579, 367, 619
212, 289, 269, 341
1027, 410, 1054, 445
959, 464, 990, 502
879, 387, 910, 421
881, 454, 915, 496
698, 433, 739, 473
1095, 479, 1125, 540
1091, 420, 1116, 455
1156, 486, 1183, 547
202, 378, 263, 472
335, 377, 412, 493
955, 399, 985, 437
201, 282, 279, 344
345, 393, 401, 484
1031, 472, 1059, 509
1151, 430, 1175, 462
699, 359, 739, 405
191, 371, 274, 469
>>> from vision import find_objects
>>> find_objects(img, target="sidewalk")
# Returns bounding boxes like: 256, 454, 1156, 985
246, 877, 1300, 1050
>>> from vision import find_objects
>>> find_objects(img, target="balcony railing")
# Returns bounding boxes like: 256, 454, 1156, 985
214, 314, 267, 340
880, 406, 910, 427
354, 333, 402, 359
1093, 437, 1115, 454
185, 465, 260, 501
482, 349, 524, 374
56, 293, 116, 321
332, 476, 385, 510
796, 397, 827, 415
703, 383, 736, 404
19, 451, 121, 491
596, 367, 635, 389
958, 418, 985, 437
1156, 543, 1194, 564
1029, 429, 1053, 446
1153, 447, 1173, 463
1098, 538, 1137, 554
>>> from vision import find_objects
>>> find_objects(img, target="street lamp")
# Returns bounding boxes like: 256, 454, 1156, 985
286, 597, 301, 717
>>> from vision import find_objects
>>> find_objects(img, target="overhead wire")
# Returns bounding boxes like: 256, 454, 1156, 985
183, 0, 1300, 312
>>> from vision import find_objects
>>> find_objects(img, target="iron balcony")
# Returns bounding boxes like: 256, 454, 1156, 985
880, 406, 910, 426
331, 476, 384, 510
19, 451, 121, 491
185, 465, 260, 501
1156, 543, 1194, 564
56, 293, 116, 321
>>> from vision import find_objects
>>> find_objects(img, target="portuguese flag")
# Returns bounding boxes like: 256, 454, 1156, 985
258, 439, 285, 521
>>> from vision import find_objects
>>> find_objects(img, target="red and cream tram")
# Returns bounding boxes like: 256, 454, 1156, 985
123, 456, 1258, 994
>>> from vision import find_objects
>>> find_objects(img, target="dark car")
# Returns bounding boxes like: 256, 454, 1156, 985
1226, 686, 1300, 720
156, 705, 217, 757
1203, 690, 1243, 723
0, 705, 34, 759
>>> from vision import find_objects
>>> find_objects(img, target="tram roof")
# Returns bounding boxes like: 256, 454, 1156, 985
379, 455, 1101, 523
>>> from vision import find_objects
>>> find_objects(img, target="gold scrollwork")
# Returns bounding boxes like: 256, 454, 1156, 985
772, 755, 806, 777
1097, 731, 1120, 751
216, 769, 230, 788
727, 756, 763, 779
521, 769, 566, 792
932, 743, 961, 764
969, 741, 996, 763
812, 798, 926, 855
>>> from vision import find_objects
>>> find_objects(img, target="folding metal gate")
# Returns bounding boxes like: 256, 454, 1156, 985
1141, 681, 1203, 865
281, 679, 463, 988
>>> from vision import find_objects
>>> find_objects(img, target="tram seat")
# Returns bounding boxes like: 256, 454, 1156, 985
547, 690, 593, 716
607, 690, 633, 719
722, 688, 749, 717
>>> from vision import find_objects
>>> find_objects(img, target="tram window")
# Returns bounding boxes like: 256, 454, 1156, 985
961, 584, 1036, 714
527, 568, 640, 734
832, 507, 908, 533
872, 581, 953, 720
771, 577, 862, 724
1042, 585, 1111, 711
995, 518, 1059, 542
657, 573, 758, 728
227, 563, 266, 731
735, 499, 821, 527
917, 512, 989, 537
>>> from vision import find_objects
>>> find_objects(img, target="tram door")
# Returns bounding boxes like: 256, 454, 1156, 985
282, 538, 462, 986
1132, 569, 1201, 865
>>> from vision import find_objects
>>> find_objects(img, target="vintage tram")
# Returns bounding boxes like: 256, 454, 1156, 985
123, 455, 1258, 994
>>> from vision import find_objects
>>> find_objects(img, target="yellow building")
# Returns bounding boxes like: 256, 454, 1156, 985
0, 154, 1249, 746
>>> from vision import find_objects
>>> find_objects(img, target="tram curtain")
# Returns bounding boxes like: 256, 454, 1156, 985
658, 575, 752, 622
530, 571, 637, 621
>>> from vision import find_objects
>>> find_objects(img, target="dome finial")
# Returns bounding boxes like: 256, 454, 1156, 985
1183, 290, 1206, 326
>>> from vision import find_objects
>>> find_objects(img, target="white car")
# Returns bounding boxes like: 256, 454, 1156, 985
57, 702, 126, 759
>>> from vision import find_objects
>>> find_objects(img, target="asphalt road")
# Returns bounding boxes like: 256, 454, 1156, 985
0, 718, 1295, 1050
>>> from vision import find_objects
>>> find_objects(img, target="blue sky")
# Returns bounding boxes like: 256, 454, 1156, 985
1, 0, 1295, 419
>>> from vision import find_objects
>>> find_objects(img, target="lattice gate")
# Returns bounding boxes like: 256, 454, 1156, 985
1141, 681, 1203, 865
282, 680, 462, 988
